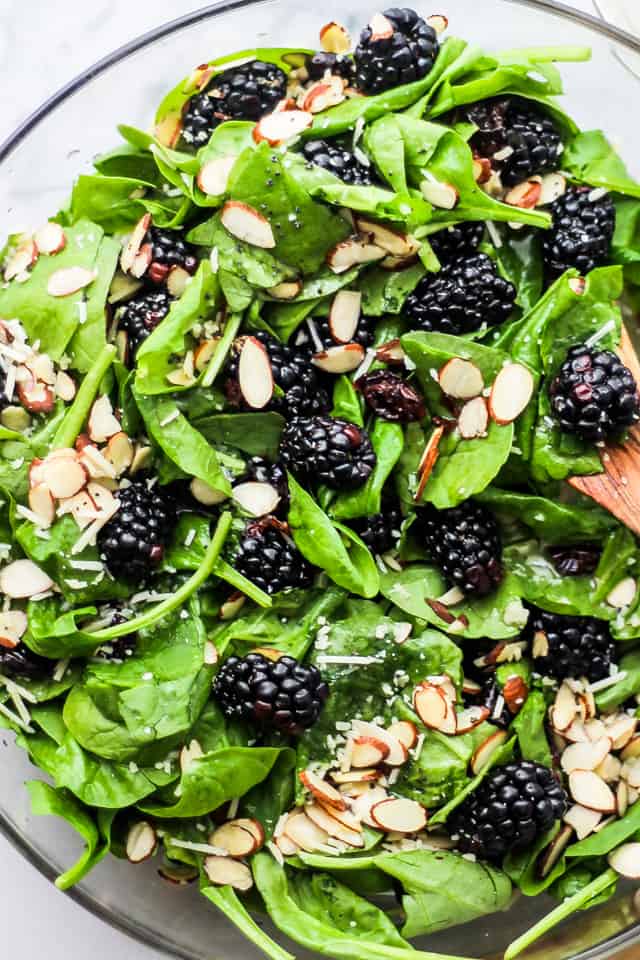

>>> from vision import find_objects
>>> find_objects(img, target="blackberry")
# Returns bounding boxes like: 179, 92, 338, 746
415, 500, 503, 596
354, 8, 439, 95
226, 331, 330, 420
404, 254, 516, 335
97, 480, 174, 584
240, 457, 289, 515
542, 186, 616, 280
467, 678, 512, 729
117, 290, 172, 358
0, 367, 11, 410
428, 222, 484, 263
350, 497, 403, 554
294, 314, 376, 355
302, 139, 374, 186
280, 416, 376, 491
144, 226, 198, 285
526, 608, 615, 683
448, 761, 568, 863
358, 369, 426, 422
0, 645, 53, 680
549, 344, 639, 442
232, 518, 314, 595
213, 652, 329, 735
466, 97, 562, 187
305, 52, 355, 83
548, 544, 601, 577
181, 60, 287, 147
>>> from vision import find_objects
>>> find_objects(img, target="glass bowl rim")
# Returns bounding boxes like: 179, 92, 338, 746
2, 1, 640, 957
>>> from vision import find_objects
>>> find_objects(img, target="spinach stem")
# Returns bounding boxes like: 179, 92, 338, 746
498, 46, 592, 63
214, 559, 272, 608
52, 344, 117, 450
201, 313, 242, 388
88, 511, 232, 640
504, 867, 617, 960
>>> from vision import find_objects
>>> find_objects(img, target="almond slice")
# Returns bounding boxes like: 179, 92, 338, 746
232, 481, 280, 517
284, 811, 331, 852
121, 214, 151, 274
414, 425, 444, 501
28, 483, 55, 527
585, 718, 608, 743
3, 239, 38, 281
0, 610, 28, 649
253, 110, 313, 146
608, 842, 640, 879
569, 770, 616, 813
561, 738, 612, 774
368, 12, 394, 40
414, 684, 456, 735
564, 719, 589, 743
596, 754, 622, 783
210, 822, 258, 858
607, 577, 637, 609
351, 736, 390, 768
17, 381, 55, 414
204, 856, 253, 891
104, 432, 134, 477
275, 833, 299, 857
351, 720, 407, 766
370, 797, 427, 834
88, 395, 121, 444
267, 280, 302, 300
470, 729, 509, 775
41, 456, 88, 499
221, 202, 276, 249
190, 477, 228, 506
537, 172, 567, 206
622, 759, 640, 789
312, 343, 365, 374
302, 77, 346, 114
439, 358, 484, 400
605, 714, 638, 751
197, 155, 237, 196
455, 706, 490, 735
355, 218, 419, 258
421, 179, 459, 210
305, 803, 364, 848
47, 266, 97, 297
426, 13, 448, 33
329, 291, 361, 344
166, 266, 191, 298
299, 770, 346, 810
488, 363, 534, 425
537, 824, 573, 878
320, 21, 352, 53
564, 803, 602, 840
238, 336, 274, 409
126, 821, 157, 864
230, 818, 265, 849
423, 674, 457, 703
179, 739, 204, 773
551, 682, 578, 733
462, 677, 483, 696
458, 396, 488, 439
617, 781, 629, 818
34, 222, 66, 255
317, 801, 362, 833
621, 736, 640, 762
0, 559, 54, 598
331, 768, 381, 784
387, 720, 418, 751
55, 371, 77, 402
505, 179, 542, 209
376, 338, 405, 365
326, 236, 386, 274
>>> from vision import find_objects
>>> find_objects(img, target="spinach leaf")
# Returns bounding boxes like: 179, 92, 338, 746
359, 263, 425, 316
476, 487, 617, 543
24, 597, 102, 658
429, 736, 516, 825
241, 747, 296, 840
70, 236, 120, 372
565, 801, 640, 858
193, 412, 285, 459
201, 885, 294, 960
490, 227, 543, 313
189, 212, 295, 288
331, 421, 404, 520
504, 823, 566, 897
331, 376, 364, 427
52, 343, 117, 449
69, 175, 152, 231
595, 649, 640, 711
511, 691, 551, 766
561, 130, 640, 198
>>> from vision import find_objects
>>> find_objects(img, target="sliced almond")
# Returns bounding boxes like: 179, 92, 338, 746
622, 759, 640, 789
621, 736, 640, 761
305, 803, 364, 848
54, 371, 76, 402
232, 481, 280, 517
351, 736, 390, 768
596, 754, 622, 783
617, 781, 629, 818
505, 179, 542, 209
423, 674, 457, 703
355, 218, 419, 258
569, 277, 586, 295
104, 432, 134, 477
179, 739, 203, 774
368, 12, 394, 40
421, 180, 459, 210
370, 797, 427, 834
349, 785, 388, 827
88, 395, 121, 444
3, 239, 38, 281
299, 770, 346, 810
221, 201, 276, 249
455, 705, 490, 735
376, 338, 405, 365
318, 802, 362, 834
387, 720, 418, 751
121, 214, 151, 274
458, 396, 488, 439
126, 821, 157, 864
275, 833, 299, 857
569, 770, 616, 813
605, 714, 638, 751
193, 339, 219, 372
470, 729, 509, 775
237, 336, 274, 409
537, 824, 573, 878
329, 290, 361, 344
585, 718, 608, 743
80, 445, 117, 481
203, 856, 253, 891
439, 358, 484, 400
197, 155, 237, 196
284, 811, 331, 852
34, 222, 66, 255
312, 343, 365, 374
320, 21, 352, 53
253, 110, 313, 146
426, 13, 448, 33
47, 266, 97, 297
190, 477, 228, 506
219, 592, 246, 621
331, 768, 381, 784
607, 577, 637, 609
210, 822, 258, 858
537, 172, 567, 206
414, 684, 456, 734
154, 113, 182, 149
0, 610, 28, 649
17, 381, 55, 414
565, 719, 590, 743
267, 280, 302, 300
472, 156, 492, 184
230, 818, 265, 850
414, 425, 444, 502
561, 738, 612, 774
302, 77, 346, 114
28, 483, 55, 527
40, 455, 87, 500
351, 720, 408, 767
564, 803, 602, 840
608, 842, 640, 880
552, 683, 579, 732
326, 236, 386, 274
167, 266, 192, 298
489, 363, 534, 424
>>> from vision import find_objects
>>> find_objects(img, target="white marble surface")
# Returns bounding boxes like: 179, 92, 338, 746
0, 1, 634, 959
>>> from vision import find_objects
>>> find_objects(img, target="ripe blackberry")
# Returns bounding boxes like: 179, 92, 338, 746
305, 52, 355, 83
548, 544, 601, 577
117, 290, 172, 358
549, 344, 639, 442
465, 678, 512, 729
526, 608, 615, 683
294, 314, 376, 355
213, 652, 329, 735
144, 226, 198, 285
302, 140, 374, 186
0, 645, 53, 680
415, 500, 503, 596
542, 186, 616, 280
280, 416, 376, 491
0, 367, 11, 410
358, 369, 426, 422
226, 331, 330, 420
240, 457, 289, 515
448, 761, 568, 863
350, 497, 403, 554
97, 480, 174, 584
232, 518, 314, 595
428, 222, 484, 263
181, 60, 287, 147
354, 8, 439, 94
466, 97, 562, 187
404, 254, 516, 335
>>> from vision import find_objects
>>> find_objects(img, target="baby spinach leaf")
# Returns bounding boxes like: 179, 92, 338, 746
429, 736, 516, 825
69, 175, 151, 231
359, 263, 425, 316
476, 487, 617, 543
193, 412, 285, 458
331, 377, 364, 427
24, 596, 101, 658
611, 196, 640, 284
241, 747, 296, 840
595, 649, 640, 711
490, 227, 543, 313
287, 474, 379, 598
561, 130, 640, 198
566, 801, 640, 859
363, 114, 408, 193
201, 885, 294, 960
188, 213, 295, 289
331, 421, 404, 520
52, 343, 117, 450
511, 691, 551, 766
70, 236, 120, 372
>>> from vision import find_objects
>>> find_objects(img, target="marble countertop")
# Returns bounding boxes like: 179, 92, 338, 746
0, 1, 635, 959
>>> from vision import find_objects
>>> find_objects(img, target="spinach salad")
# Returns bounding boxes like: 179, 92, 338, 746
3, 7, 640, 959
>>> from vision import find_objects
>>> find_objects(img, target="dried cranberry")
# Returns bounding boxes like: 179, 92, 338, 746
358, 370, 426, 422
548, 544, 601, 577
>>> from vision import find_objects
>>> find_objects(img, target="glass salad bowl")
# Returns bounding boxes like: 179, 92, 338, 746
2, 1, 640, 958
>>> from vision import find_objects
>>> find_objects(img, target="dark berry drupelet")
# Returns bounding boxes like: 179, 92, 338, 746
358, 369, 426, 422
466, 678, 512, 729
354, 8, 439, 94
466, 97, 562, 187
404, 254, 516, 335
428, 221, 484, 263
97, 480, 174, 584
305, 52, 355, 83
448, 761, 568, 863
543, 186, 616, 280
0, 368, 11, 410
213, 652, 329, 735
226, 331, 330, 420
526, 608, 615, 683
549, 344, 639, 442
181, 60, 287, 147
144, 226, 198, 285
280, 416, 376, 491
0, 645, 53, 680
302, 139, 374, 186
415, 500, 503, 596
117, 290, 172, 358
351, 497, 403, 555
233, 518, 314, 595
294, 314, 377, 355
548, 544, 601, 577
240, 457, 289, 515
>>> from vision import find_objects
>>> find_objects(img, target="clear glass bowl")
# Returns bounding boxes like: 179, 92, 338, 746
2, 2, 640, 958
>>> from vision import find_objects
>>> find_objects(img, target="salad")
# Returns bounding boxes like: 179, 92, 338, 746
3, 7, 640, 959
